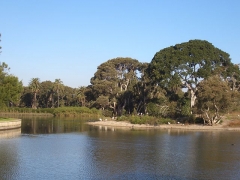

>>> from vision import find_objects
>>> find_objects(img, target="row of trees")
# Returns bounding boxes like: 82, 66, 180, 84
21, 78, 90, 109
0, 72, 92, 109
1, 39, 240, 125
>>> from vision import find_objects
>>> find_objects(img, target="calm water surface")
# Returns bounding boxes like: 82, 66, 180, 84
0, 117, 240, 180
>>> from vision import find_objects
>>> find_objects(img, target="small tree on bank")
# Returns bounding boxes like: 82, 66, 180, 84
195, 75, 233, 125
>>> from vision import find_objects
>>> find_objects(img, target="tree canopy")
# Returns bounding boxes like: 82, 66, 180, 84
29, 78, 41, 109
90, 57, 146, 116
147, 40, 238, 111
195, 75, 233, 125
0, 62, 23, 107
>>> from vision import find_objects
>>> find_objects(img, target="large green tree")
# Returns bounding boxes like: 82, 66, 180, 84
1, 75, 23, 107
91, 57, 145, 116
148, 40, 236, 113
0, 62, 23, 107
38, 81, 55, 108
63, 86, 76, 107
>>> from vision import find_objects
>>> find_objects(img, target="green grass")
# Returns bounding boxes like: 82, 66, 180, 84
0, 117, 14, 121
0, 107, 102, 117
52, 107, 102, 117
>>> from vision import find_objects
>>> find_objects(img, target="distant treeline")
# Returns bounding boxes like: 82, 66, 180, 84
1, 40, 240, 125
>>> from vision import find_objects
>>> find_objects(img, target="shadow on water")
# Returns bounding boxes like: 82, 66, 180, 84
0, 128, 21, 139
21, 116, 99, 134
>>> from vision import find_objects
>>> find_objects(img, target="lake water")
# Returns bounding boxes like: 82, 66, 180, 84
1, 117, 240, 180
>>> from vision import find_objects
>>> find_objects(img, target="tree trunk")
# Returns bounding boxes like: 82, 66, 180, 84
57, 90, 59, 108
185, 82, 197, 113
201, 105, 221, 126
32, 92, 37, 109
110, 101, 117, 117
190, 89, 197, 108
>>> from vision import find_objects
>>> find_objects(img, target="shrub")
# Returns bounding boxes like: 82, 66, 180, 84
194, 117, 204, 124
117, 115, 175, 125
117, 115, 128, 121
228, 120, 240, 127
101, 109, 112, 117
53, 107, 102, 117
129, 116, 146, 124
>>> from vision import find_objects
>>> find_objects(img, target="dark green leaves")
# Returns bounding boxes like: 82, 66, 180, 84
0, 62, 23, 107
148, 39, 233, 90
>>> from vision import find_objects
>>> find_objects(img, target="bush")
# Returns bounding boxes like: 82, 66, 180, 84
228, 120, 240, 127
53, 107, 102, 117
117, 115, 175, 125
101, 109, 112, 117
129, 116, 146, 124
194, 117, 204, 124
117, 115, 128, 121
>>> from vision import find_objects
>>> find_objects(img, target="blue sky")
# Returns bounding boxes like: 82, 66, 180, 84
1, 0, 239, 88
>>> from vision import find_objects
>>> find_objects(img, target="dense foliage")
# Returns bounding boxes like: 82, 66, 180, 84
90, 57, 147, 116
1, 39, 240, 124
195, 75, 239, 125
0, 62, 23, 108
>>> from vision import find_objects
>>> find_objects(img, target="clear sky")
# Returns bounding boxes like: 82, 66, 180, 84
1, 0, 239, 88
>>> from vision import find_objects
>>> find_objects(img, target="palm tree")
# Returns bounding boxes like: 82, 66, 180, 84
76, 86, 86, 106
48, 87, 55, 108
29, 78, 41, 109
54, 79, 64, 107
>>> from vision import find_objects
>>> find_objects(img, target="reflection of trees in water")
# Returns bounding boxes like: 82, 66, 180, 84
159, 130, 240, 179
0, 137, 19, 179
87, 129, 240, 179
86, 130, 165, 177
0, 128, 21, 139
194, 131, 240, 168
21, 117, 94, 134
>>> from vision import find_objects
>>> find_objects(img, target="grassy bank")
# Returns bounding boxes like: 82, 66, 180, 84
222, 112, 240, 127
52, 107, 101, 117
0, 107, 102, 118
0, 107, 55, 114
117, 112, 240, 127
0, 117, 14, 121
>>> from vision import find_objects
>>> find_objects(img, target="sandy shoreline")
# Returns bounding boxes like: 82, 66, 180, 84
86, 120, 240, 131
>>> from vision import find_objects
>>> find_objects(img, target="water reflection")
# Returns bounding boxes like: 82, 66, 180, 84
21, 117, 96, 134
0, 128, 21, 139
0, 134, 20, 180
0, 117, 240, 179
86, 128, 240, 179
